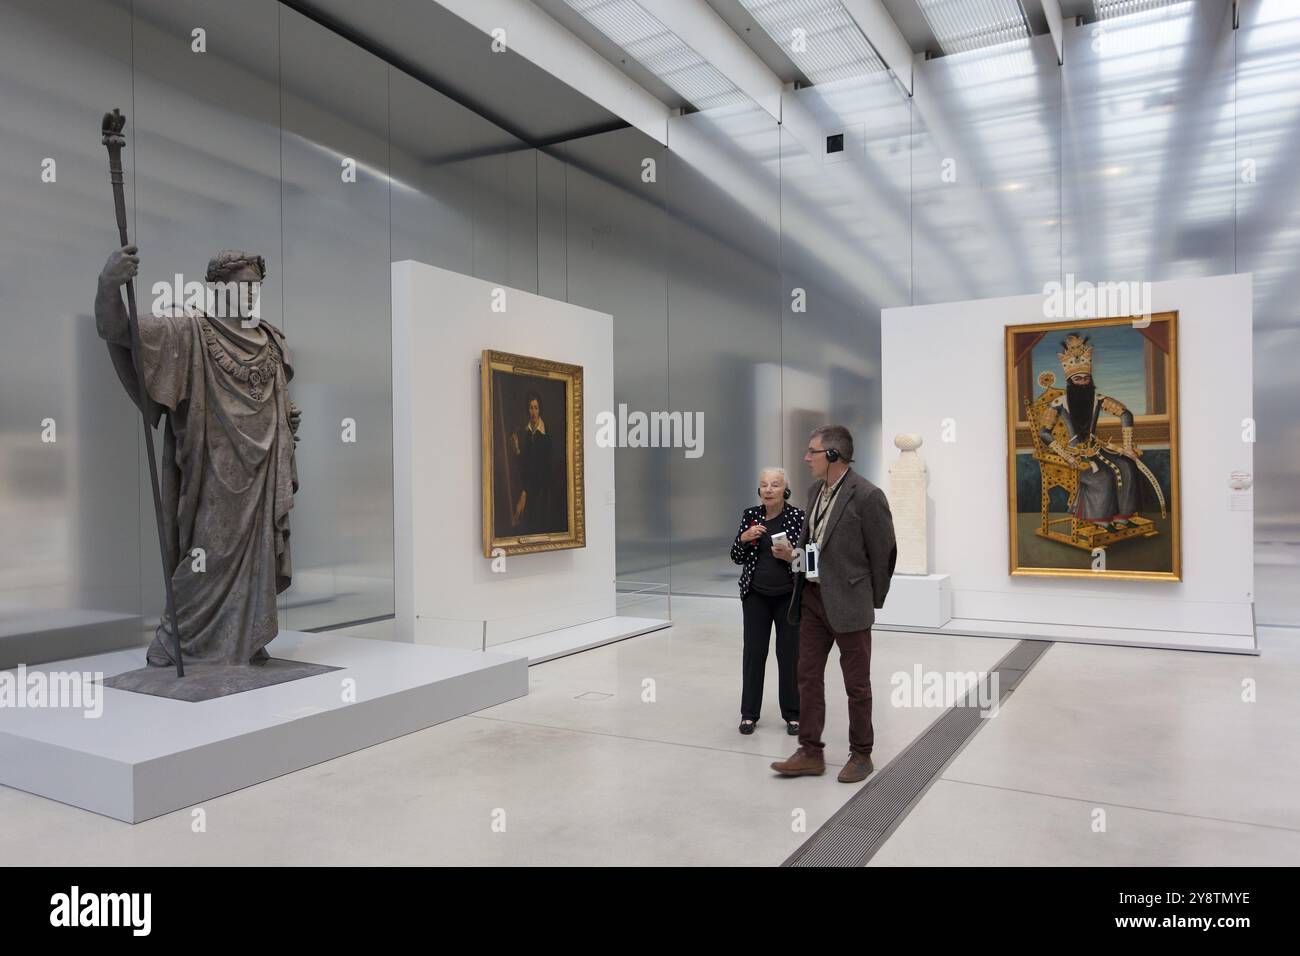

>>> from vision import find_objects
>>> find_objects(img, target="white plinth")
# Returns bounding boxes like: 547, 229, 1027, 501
874, 574, 952, 628
491, 616, 672, 664
873, 617, 1257, 654
391, 260, 618, 650
0, 630, 528, 823
880, 274, 1255, 651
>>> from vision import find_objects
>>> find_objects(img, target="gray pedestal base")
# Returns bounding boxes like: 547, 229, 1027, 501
0, 630, 527, 822
104, 658, 342, 701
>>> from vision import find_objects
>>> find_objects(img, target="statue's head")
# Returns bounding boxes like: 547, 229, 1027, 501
206, 250, 266, 323
206, 249, 265, 283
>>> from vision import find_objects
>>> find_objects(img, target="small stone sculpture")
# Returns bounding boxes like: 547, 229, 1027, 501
889, 434, 928, 575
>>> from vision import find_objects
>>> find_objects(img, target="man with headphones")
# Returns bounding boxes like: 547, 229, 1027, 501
770, 425, 897, 783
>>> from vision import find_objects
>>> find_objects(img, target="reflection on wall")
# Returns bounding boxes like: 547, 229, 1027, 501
664, 104, 782, 596
0, 0, 141, 660
1237, 0, 1300, 624
779, 70, 912, 506
555, 128, 671, 595
560, 0, 1298, 621
0, 0, 543, 656
279, 9, 393, 630
3, 0, 1300, 652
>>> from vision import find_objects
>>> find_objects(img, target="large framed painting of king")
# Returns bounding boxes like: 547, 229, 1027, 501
481, 349, 586, 557
1005, 312, 1181, 581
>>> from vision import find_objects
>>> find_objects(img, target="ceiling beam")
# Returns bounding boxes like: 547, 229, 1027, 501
433, 0, 671, 144
840, 0, 915, 95
1038, 0, 1066, 64
635, 0, 785, 122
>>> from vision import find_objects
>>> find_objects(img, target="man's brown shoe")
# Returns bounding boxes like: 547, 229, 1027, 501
771, 747, 826, 777
837, 753, 874, 783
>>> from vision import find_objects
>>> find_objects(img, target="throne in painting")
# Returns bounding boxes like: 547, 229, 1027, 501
1023, 372, 1157, 551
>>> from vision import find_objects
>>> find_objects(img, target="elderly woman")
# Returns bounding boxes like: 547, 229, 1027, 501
729, 467, 805, 736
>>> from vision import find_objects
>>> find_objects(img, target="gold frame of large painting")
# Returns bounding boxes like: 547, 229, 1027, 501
1005, 312, 1181, 581
481, 349, 586, 557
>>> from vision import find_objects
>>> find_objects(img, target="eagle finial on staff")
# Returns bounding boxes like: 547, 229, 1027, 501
101, 108, 126, 148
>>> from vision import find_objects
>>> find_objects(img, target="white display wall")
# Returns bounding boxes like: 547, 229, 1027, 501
879, 274, 1255, 652
391, 260, 618, 650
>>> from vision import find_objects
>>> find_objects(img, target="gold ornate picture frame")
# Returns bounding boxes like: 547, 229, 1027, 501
481, 349, 586, 557
1005, 312, 1181, 581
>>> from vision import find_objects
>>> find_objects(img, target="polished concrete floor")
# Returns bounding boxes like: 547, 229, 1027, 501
0, 596, 1297, 866
872, 625, 1300, 866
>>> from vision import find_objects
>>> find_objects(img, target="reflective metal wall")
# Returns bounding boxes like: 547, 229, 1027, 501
278, 5, 393, 630
551, 127, 673, 609
780, 71, 912, 504
5, 0, 1300, 654
0, 0, 555, 660
0, 0, 141, 664
388, 66, 525, 278
663, 104, 783, 596
596, 0, 1297, 621
1237, 0, 1300, 624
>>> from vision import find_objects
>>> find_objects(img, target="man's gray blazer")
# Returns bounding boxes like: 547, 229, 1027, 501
795, 470, 898, 634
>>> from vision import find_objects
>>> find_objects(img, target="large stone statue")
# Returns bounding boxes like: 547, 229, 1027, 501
94, 245, 300, 667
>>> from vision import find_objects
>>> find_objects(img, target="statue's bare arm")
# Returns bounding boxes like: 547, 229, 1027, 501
94, 244, 138, 347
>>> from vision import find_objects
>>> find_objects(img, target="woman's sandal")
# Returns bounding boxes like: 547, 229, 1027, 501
785, 721, 800, 736
739, 719, 757, 735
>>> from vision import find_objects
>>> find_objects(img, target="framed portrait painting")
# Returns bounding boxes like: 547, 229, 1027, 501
1005, 312, 1181, 581
481, 349, 586, 557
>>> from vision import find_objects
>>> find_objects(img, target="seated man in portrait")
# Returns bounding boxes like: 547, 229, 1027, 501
1038, 333, 1144, 532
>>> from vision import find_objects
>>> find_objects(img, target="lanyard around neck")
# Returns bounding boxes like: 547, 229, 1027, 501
813, 472, 848, 530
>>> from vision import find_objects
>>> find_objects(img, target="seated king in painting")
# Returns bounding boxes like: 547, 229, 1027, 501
1037, 333, 1145, 532
94, 244, 301, 667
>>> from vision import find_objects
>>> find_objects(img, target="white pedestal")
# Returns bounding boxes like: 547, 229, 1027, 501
0, 631, 527, 822
875, 573, 952, 628
880, 274, 1255, 652
491, 616, 672, 664
391, 260, 619, 650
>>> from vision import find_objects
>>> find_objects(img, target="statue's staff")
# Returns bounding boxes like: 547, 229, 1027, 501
100, 108, 185, 678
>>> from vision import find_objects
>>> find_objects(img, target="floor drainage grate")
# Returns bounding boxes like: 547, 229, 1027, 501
783, 639, 1052, 867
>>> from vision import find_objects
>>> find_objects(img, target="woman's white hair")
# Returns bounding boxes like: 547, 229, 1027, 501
758, 466, 788, 487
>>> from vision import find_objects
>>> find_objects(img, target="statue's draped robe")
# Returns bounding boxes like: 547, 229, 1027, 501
105, 309, 297, 666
